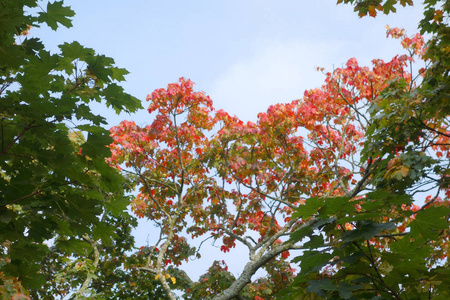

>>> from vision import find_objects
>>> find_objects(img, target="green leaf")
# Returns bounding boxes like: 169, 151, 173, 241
293, 197, 324, 218
77, 124, 109, 134
382, 253, 428, 278
7, 262, 46, 290
38, 1, 75, 30
320, 196, 352, 216
409, 207, 450, 240
103, 83, 141, 114
21, 37, 45, 55
111, 66, 130, 82
0, 212, 12, 223
105, 195, 131, 216
289, 225, 313, 243
0, 44, 26, 68
389, 235, 431, 257
311, 217, 336, 230
85, 55, 115, 82
93, 223, 118, 246
0, 0, 140, 294
342, 221, 396, 242
9, 243, 48, 263
293, 251, 333, 274
81, 130, 113, 157
307, 279, 336, 297
56, 239, 91, 255
59, 41, 95, 59
339, 212, 382, 224
430, 296, 450, 300
337, 282, 352, 299
303, 234, 325, 249
383, 0, 398, 14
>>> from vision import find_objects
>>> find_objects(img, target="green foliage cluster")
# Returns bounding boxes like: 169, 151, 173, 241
281, 1, 450, 299
0, 0, 149, 298
283, 192, 450, 299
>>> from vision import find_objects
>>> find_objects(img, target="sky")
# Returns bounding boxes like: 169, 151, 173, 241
33, 0, 425, 283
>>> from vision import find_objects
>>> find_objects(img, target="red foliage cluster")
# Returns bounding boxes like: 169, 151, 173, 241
107, 29, 449, 297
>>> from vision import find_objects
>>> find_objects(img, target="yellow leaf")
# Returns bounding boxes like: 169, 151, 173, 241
170, 276, 176, 284
379, 261, 393, 274
155, 274, 160, 280
400, 166, 409, 177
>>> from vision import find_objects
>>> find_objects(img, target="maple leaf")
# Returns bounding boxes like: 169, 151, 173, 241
38, 1, 75, 30
368, 5, 378, 17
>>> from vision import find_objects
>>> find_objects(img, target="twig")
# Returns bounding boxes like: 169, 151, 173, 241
75, 234, 100, 299
0, 121, 36, 157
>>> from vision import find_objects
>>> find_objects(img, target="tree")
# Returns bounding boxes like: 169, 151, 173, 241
338, 0, 449, 120
280, 1, 450, 299
108, 28, 432, 298
0, 0, 142, 297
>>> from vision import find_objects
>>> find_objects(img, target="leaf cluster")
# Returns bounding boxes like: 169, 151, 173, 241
108, 46, 413, 298
282, 190, 450, 299
281, 1, 450, 299
0, 0, 142, 296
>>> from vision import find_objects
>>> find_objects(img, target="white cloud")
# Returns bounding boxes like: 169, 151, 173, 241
210, 39, 347, 122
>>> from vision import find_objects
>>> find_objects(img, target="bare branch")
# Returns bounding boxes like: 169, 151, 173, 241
75, 234, 100, 299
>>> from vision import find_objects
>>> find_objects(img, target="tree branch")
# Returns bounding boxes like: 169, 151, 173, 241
212, 218, 318, 300
0, 120, 36, 157
75, 234, 100, 299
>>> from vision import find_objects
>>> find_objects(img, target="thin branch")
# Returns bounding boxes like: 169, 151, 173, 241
417, 188, 442, 213
419, 119, 450, 138
338, 89, 370, 125
139, 266, 157, 274
219, 226, 254, 253
66, 77, 89, 95
4, 190, 42, 205
192, 235, 215, 259
138, 173, 171, 220
233, 174, 295, 209
212, 217, 318, 300
365, 240, 401, 300
374, 232, 408, 238
0, 120, 36, 157
350, 157, 378, 198
75, 234, 100, 299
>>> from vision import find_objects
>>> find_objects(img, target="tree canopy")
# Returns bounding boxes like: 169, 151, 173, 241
0, 0, 142, 298
282, 0, 450, 299
1, 0, 449, 299
108, 0, 450, 298
108, 21, 449, 297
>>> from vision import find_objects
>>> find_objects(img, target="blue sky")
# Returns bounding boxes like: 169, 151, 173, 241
35, 0, 424, 124
33, 0, 425, 282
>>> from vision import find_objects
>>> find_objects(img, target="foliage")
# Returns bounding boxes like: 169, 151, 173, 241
339, 0, 449, 115
31, 213, 192, 299
2, 0, 448, 299
336, 0, 415, 17
0, 0, 142, 297
108, 27, 436, 298
280, 1, 450, 299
